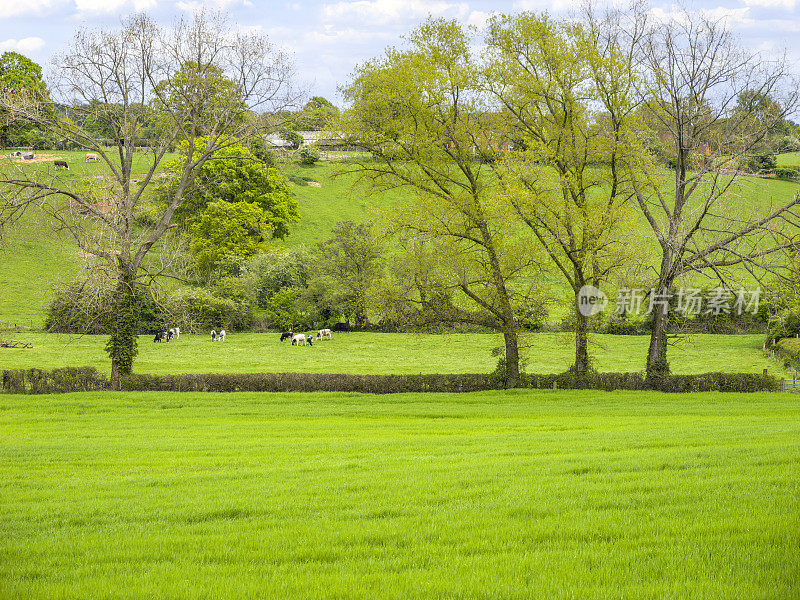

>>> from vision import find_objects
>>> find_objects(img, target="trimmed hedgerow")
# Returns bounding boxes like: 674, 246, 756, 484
1, 368, 780, 394
1, 367, 107, 394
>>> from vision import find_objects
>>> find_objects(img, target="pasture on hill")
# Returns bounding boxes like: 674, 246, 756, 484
0, 332, 786, 377
1, 390, 798, 599
1, 151, 798, 326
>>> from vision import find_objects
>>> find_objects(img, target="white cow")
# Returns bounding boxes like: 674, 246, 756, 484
85, 153, 100, 162
292, 333, 307, 346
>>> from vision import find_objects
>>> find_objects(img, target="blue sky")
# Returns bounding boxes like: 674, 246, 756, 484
1, 0, 798, 106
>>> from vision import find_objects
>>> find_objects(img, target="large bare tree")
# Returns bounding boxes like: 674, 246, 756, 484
0, 12, 299, 385
629, 9, 800, 378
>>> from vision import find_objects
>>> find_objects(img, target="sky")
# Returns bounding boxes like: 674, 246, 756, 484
1, 0, 798, 106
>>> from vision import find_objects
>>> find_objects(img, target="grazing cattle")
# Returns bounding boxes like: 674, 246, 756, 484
23, 153, 34, 160
211, 329, 217, 342
332, 322, 351, 332
154, 331, 166, 342
280, 331, 293, 342
10, 151, 21, 157
85, 153, 100, 162
316, 328, 332, 340
220, 330, 226, 342
54, 160, 69, 170
291, 333, 307, 346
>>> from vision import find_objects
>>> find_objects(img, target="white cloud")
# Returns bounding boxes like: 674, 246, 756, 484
322, 0, 469, 26
74, 0, 156, 13
0, 37, 46, 53
175, 0, 248, 11
466, 10, 490, 28
743, 0, 796, 9
0, 0, 64, 17
513, 0, 583, 11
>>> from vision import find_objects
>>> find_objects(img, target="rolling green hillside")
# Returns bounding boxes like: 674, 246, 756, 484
1, 151, 798, 326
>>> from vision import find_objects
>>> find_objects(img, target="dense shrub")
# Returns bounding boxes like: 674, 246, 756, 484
775, 338, 800, 370
746, 153, 777, 173
169, 288, 253, 331
2, 368, 779, 395
775, 168, 798, 181
45, 282, 164, 334
298, 146, 321, 165
1, 367, 107, 393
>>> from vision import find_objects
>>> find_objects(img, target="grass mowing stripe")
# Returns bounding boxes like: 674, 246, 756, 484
0, 390, 798, 599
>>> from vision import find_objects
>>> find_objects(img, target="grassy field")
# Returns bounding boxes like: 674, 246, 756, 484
0, 390, 798, 599
777, 151, 800, 165
0, 332, 785, 376
1, 152, 797, 325
0, 149, 174, 327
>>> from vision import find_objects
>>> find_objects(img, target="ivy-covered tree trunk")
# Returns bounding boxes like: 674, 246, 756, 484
105, 269, 141, 389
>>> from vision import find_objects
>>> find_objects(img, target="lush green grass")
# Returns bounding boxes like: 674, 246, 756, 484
1, 390, 798, 599
0, 332, 785, 377
777, 151, 800, 165
0, 150, 175, 326
279, 161, 406, 245
2, 154, 797, 324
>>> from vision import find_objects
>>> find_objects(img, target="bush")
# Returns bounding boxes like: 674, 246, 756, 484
746, 153, 777, 173
248, 138, 276, 167
1, 367, 107, 393
169, 288, 253, 331
115, 370, 778, 394
45, 281, 164, 334
1, 367, 779, 394
298, 146, 321, 166
775, 168, 798, 181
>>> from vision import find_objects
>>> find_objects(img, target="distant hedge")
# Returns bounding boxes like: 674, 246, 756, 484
1, 367, 107, 394
0, 367, 781, 394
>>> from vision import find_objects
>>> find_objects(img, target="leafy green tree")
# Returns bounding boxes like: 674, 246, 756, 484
171, 138, 299, 239
311, 221, 385, 327
484, 10, 640, 375
339, 19, 541, 385
0, 52, 52, 147
295, 96, 339, 131
191, 200, 272, 276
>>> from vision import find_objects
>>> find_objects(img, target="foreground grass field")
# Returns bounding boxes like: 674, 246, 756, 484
0, 332, 786, 376
0, 390, 798, 599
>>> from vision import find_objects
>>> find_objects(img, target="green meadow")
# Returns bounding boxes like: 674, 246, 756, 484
1, 390, 798, 599
0, 332, 785, 377
1, 151, 798, 326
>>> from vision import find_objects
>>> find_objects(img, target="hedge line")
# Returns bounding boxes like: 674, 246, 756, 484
775, 338, 800, 370
0, 367, 781, 394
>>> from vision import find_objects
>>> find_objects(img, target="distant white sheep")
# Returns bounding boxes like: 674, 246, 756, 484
292, 333, 307, 346
219, 330, 226, 341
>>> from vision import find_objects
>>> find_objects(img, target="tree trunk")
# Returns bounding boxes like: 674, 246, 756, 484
646, 264, 674, 379
503, 328, 520, 388
105, 269, 140, 390
646, 303, 670, 380
574, 304, 590, 375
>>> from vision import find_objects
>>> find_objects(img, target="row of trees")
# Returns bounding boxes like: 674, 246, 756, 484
2, 5, 800, 387
335, 7, 800, 386
0, 12, 301, 386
